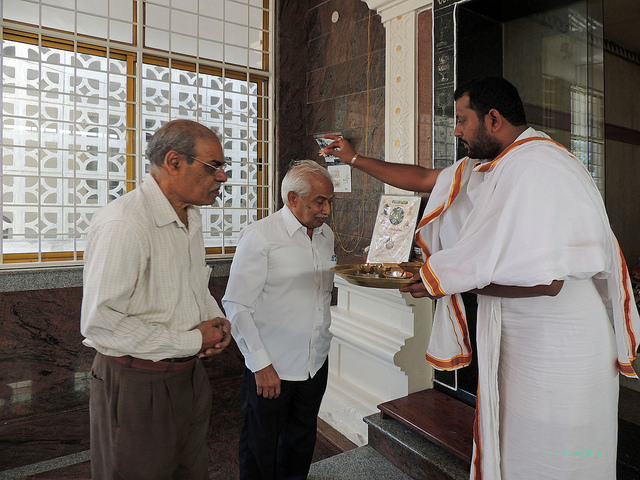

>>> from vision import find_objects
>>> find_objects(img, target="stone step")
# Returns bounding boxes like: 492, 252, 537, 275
311, 386, 640, 480
377, 389, 474, 464
308, 445, 414, 480
365, 412, 469, 480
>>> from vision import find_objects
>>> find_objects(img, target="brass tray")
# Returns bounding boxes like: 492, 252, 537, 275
331, 262, 422, 289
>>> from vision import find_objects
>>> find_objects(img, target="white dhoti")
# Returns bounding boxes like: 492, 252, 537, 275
414, 129, 639, 480
498, 279, 618, 479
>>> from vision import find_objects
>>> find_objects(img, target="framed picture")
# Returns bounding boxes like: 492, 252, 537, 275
367, 195, 421, 264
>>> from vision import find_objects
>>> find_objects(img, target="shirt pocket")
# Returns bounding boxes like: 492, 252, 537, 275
324, 254, 337, 291
190, 265, 213, 321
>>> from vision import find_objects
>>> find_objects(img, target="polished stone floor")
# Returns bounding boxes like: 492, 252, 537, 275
2, 417, 353, 480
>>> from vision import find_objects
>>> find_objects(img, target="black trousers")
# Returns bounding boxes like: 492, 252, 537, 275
89, 353, 212, 480
239, 359, 329, 480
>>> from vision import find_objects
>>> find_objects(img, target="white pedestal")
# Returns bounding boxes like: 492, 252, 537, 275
319, 276, 434, 445
318, 0, 438, 446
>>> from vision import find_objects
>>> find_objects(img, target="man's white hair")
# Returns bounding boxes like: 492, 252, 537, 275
281, 160, 333, 205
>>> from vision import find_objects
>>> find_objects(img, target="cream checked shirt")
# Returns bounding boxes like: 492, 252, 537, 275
222, 206, 336, 381
81, 175, 224, 361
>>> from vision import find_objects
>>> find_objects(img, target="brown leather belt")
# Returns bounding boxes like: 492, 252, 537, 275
108, 355, 198, 372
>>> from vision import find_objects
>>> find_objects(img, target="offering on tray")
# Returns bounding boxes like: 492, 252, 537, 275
331, 262, 422, 289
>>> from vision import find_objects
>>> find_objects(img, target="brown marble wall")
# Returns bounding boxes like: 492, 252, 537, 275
0, 286, 93, 471
417, 10, 434, 171
277, 0, 387, 264
0, 276, 245, 478
0, 287, 91, 423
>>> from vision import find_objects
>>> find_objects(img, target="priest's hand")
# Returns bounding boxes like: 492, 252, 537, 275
321, 134, 356, 164
400, 277, 441, 299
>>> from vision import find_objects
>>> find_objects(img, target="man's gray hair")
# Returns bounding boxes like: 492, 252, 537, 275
281, 160, 333, 205
146, 119, 221, 167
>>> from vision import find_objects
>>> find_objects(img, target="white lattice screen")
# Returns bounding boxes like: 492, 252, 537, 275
0, 0, 272, 264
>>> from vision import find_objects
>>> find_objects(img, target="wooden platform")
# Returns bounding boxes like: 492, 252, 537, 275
377, 387, 640, 478
377, 389, 474, 463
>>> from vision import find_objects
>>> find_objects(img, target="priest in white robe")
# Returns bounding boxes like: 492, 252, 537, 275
323, 77, 639, 480
407, 78, 639, 480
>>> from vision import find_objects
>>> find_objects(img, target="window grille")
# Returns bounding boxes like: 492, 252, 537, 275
570, 85, 604, 195
0, 0, 272, 265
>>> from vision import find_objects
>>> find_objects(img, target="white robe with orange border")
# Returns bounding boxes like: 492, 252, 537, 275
414, 128, 639, 479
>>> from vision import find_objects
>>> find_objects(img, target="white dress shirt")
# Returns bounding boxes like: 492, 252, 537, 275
222, 206, 336, 380
81, 175, 224, 361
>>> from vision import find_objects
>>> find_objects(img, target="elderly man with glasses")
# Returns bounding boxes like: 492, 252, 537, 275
81, 119, 232, 480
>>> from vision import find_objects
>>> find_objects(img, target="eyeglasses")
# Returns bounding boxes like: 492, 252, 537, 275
183, 153, 228, 175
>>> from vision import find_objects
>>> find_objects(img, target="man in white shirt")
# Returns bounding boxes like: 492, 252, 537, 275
222, 160, 336, 480
81, 119, 232, 480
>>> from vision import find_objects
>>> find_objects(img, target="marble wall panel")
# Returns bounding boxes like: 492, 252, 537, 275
277, 0, 310, 204
0, 276, 245, 476
306, 98, 338, 157
433, 4, 456, 169
307, 6, 384, 72
333, 88, 385, 151
307, 49, 385, 104
330, 197, 382, 264
0, 287, 91, 422
278, 0, 387, 252
0, 405, 90, 470
306, 0, 379, 47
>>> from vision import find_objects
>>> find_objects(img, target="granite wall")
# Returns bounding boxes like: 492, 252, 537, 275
0, 273, 246, 479
277, 0, 387, 264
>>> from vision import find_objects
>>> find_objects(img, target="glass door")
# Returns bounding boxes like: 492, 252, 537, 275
502, 1, 605, 193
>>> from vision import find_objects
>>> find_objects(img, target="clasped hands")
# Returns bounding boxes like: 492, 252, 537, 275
196, 316, 231, 358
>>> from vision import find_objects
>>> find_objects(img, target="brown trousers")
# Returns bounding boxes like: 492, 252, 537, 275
89, 353, 212, 480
